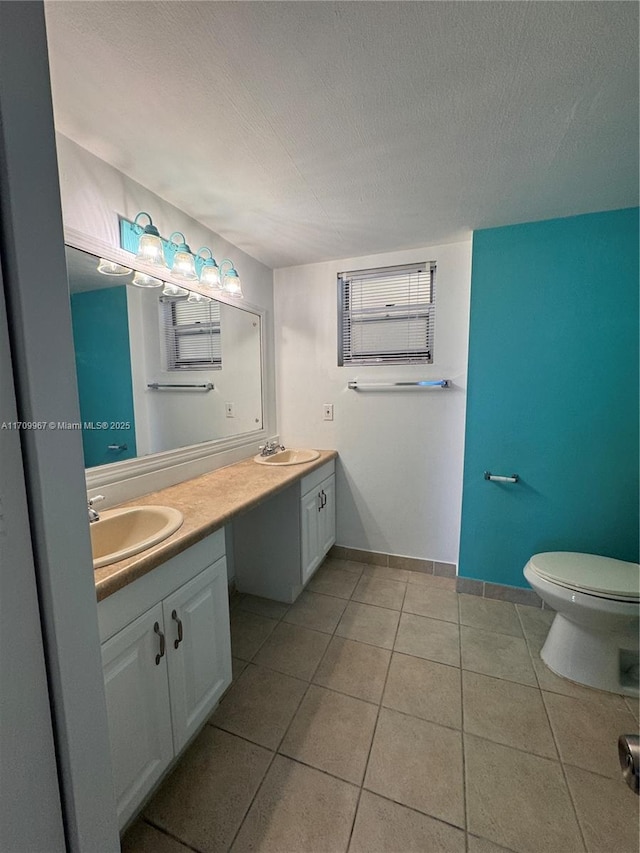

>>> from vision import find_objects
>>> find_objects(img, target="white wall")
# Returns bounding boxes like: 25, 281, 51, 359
56, 134, 276, 498
274, 241, 471, 565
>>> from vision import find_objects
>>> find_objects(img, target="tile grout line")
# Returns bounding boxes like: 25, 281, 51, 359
226, 558, 379, 853
516, 607, 563, 767
230, 563, 599, 851
217, 660, 573, 766
344, 574, 410, 852
238, 592, 563, 702
229, 591, 313, 845
212, 690, 482, 836
235, 597, 600, 738
230, 611, 281, 664
538, 685, 589, 853
141, 817, 205, 853
516, 607, 589, 853
224, 588, 308, 852
273, 565, 388, 853
458, 591, 469, 853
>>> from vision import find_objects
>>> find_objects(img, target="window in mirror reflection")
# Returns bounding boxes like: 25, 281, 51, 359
161, 296, 222, 371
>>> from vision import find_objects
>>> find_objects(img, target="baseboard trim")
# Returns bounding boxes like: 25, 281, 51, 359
329, 545, 455, 577
329, 545, 544, 608
456, 577, 544, 608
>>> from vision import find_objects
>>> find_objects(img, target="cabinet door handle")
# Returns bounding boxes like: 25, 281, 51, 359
172, 609, 183, 649
153, 621, 165, 665
320, 489, 327, 509
318, 492, 322, 512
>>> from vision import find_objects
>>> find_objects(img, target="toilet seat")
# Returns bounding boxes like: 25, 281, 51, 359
527, 552, 640, 602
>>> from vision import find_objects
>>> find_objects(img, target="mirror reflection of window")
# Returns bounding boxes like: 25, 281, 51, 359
161, 296, 222, 371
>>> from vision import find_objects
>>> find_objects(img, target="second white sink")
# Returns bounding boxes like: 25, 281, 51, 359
91, 505, 183, 568
254, 449, 320, 466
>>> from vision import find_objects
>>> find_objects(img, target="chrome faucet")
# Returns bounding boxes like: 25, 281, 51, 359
259, 440, 285, 457
88, 494, 105, 523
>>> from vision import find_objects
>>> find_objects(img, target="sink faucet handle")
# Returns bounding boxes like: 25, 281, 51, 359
87, 494, 105, 524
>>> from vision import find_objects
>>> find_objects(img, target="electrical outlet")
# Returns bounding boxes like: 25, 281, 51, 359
225, 402, 235, 418
323, 403, 334, 421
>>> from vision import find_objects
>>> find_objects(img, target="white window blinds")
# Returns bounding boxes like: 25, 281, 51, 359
338, 262, 436, 366
160, 296, 222, 370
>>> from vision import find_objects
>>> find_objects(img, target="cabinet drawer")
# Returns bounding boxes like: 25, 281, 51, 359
300, 460, 335, 498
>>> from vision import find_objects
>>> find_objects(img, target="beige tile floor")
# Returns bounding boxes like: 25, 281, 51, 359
122, 558, 640, 853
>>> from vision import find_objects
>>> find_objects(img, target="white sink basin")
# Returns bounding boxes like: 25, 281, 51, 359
254, 448, 320, 466
91, 505, 183, 568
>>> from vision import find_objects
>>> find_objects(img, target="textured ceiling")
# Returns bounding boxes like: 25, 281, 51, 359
44, 1, 639, 269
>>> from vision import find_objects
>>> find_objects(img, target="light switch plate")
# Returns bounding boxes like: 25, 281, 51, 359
225, 402, 235, 418
323, 403, 334, 421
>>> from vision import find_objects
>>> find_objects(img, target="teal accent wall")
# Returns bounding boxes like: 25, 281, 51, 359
459, 208, 639, 588
70, 285, 137, 468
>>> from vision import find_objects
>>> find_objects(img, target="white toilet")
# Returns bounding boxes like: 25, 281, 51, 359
524, 552, 640, 697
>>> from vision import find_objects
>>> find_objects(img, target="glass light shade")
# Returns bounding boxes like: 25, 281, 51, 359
97, 258, 132, 276
187, 291, 211, 304
162, 283, 189, 297
223, 271, 243, 298
135, 231, 166, 267
200, 262, 221, 288
132, 271, 162, 288
171, 249, 198, 281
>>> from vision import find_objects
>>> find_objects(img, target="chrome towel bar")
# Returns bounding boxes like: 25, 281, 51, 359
147, 382, 214, 391
484, 471, 519, 483
348, 379, 449, 390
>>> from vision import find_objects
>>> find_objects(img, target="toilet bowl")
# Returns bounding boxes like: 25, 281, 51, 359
524, 552, 640, 697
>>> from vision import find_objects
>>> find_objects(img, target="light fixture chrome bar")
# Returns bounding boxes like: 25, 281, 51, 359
484, 471, 519, 483
147, 382, 214, 391
347, 379, 449, 390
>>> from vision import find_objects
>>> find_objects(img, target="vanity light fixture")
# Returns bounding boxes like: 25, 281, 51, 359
132, 271, 163, 288
133, 212, 167, 268
162, 282, 189, 297
122, 214, 244, 298
169, 232, 198, 281
97, 258, 132, 276
220, 259, 243, 298
187, 291, 212, 304
196, 247, 222, 289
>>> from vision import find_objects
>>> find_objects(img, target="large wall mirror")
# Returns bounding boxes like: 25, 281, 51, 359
65, 243, 264, 474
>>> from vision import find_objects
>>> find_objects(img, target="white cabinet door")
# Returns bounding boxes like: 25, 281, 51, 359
101, 603, 173, 829
301, 474, 336, 585
164, 559, 232, 752
318, 475, 336, 556
301, 488, 322, 584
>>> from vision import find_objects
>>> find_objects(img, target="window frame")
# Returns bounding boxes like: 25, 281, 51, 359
160, 295, 222, 371
337, 261, 436, 367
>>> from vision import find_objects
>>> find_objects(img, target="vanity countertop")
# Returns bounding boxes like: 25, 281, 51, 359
94, 450, 337, 601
